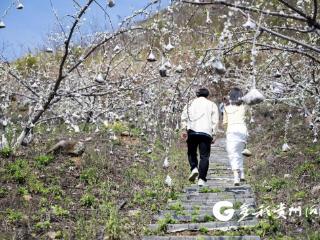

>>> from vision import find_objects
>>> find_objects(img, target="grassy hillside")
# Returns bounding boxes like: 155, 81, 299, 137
246, 103, 320, 239
0, 122, 189, 239
1, 2, 319, 239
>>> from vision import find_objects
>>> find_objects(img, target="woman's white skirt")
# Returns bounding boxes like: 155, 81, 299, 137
226, 129, 248, 171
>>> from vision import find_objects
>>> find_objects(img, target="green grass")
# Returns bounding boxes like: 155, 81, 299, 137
80, 167, 98, 185
6, 209, 23, 223
6, 159, 30, 183
34, 220, 51, 231
169, 201, 185, 214
156, 213, 177, 232
51, 205, 70, 217
35, 154, 54, 167
203, 214, 215, 222
80, 193, 96, 207
0, 187, 8, 198
0, 146, 13, 158
199, 226, 209, 234
199, 187, 222, 193
269, 177, 287, 191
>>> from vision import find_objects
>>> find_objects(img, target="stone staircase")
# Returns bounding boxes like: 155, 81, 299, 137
143, 138, 261, 240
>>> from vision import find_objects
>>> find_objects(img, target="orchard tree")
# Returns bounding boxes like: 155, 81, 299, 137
0, 0, 319, 155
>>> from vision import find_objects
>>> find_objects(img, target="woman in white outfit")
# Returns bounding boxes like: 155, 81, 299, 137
223, 88, 249, 186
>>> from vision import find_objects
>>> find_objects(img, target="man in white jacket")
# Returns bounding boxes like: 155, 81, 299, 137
181, 88, 219, 186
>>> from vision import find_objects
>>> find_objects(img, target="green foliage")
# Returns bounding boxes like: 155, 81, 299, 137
234, 201, 243, 210
0, 146, 13, 158
157, 213, 177, 232
199, 226, 209, 234
199, 187, 222, 193
203, 214, 215, 222
6, 159, 30, 183
35, 220, 51, 231
269, 177, 287, 191
80, 193, 96, 207
305, 144, 320, 155
294, 191, 306, 200
35, 154, 54, 167
254, 216, 281, 236
6, 208, 23, 222
51, 205, 69, 217
27, 176, 48, 194
196, 237, 206, 240
105, 206, 123, 239
130, 127, 141, 137
15, 54, 39, 72
306, 231, 320, 240
169, 201, 185, 214
47, 185, 64, 198
110, 121, 129, 134
80, 167, 98, 184
294, 162, 316, 176
0, 187, 8, 198
18, 186, 29, 195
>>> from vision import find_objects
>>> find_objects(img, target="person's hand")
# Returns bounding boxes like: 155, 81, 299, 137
180, 130, 188, 141
211, 136, 217, 144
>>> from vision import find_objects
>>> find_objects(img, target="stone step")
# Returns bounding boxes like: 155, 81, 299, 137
143, 236, 260, 240
168, 198, 256, 207
180, 193, 254, 202
154, 209, 256, 223
208, 169, 231, 172
208, 172, 233, 177
148, 219, 259, 233
166, 203, 257, 212
143, 138, 260, 240
192, 177, 234, 181
185, 187, 252, 194
210, 157, 228, 160
205, 176, 234, 180
209, 167, 232, 172
185, 185, 252, 193
188, 182, 251, 188
153, 215, 256, 224
208, 166, 231, 170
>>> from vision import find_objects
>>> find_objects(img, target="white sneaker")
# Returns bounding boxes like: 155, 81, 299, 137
188, 168, 199, 182
198, 178, 206, 187
233, 170, 240, 186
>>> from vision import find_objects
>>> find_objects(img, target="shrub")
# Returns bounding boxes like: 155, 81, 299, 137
80, 167, 98, 185
0, 146, 13, 158
35, 220, 51, 231
269, 177, 286, 191
6, 208, 23, 222
199, 226, 209, 234
80, 193, 96, 207
35, 154, 54, 167
157, 213, 177, 232
27, 176, 48, 194
105, 206, 123, 239
6, 159, 30, 183
0, 187, 8, 198
51, 205, 69, 217
18, 187, 29, 195
111, 121, 129, 134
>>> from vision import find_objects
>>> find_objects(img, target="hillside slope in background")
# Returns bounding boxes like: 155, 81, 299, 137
1, 1, 320, 239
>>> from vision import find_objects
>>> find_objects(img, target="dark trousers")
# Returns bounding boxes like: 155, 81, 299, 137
187, 131, 212, 181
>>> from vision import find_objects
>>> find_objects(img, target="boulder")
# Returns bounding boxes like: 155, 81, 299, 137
47, 140, 85, 157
